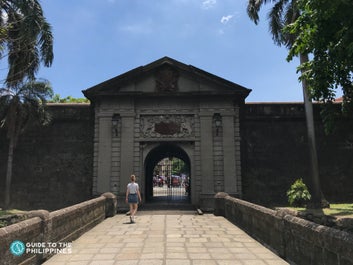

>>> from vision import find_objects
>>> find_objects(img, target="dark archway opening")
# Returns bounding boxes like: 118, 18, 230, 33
145, 143, 191, 205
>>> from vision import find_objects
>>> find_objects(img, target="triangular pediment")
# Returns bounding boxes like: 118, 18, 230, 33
82, 57, 251, 100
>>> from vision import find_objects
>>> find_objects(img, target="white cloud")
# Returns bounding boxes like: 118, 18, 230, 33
202, 0, 217, 9
220, 15, 233, 24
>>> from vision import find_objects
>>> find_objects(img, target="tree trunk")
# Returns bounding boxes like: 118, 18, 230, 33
300, 53, 323, 208
4, 135, 15, 210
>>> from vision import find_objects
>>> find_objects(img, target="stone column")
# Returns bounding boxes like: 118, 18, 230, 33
96, 116, 112, 194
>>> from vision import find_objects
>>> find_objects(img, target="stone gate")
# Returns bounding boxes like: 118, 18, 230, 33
83, 57, 251, 209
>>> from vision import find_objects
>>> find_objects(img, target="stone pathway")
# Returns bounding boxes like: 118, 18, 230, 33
43, 212, 288, 265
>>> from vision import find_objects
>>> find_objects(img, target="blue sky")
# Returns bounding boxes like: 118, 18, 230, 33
35, 0, 304, 102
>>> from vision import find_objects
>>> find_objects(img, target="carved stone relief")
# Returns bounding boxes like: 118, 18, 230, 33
155, 66, 179, 92
140, 115, 194, 138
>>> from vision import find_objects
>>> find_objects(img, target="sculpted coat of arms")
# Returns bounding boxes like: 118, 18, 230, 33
141, 115, 193, 138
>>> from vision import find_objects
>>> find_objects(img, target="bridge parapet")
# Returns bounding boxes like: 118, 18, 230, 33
0, 193, 117, 265
214, 192, 353, 265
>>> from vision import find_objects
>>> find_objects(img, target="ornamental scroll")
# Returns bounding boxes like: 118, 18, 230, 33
140, 115, 194, 138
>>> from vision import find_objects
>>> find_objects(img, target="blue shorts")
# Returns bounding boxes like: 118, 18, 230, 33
128, 193, 138, 204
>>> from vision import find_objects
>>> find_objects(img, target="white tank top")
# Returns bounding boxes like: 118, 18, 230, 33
127, 183, 139, 194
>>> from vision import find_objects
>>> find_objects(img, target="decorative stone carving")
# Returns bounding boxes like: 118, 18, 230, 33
155, 66, 179, 92
141, 115, 194, 138
155, 121, 180, 135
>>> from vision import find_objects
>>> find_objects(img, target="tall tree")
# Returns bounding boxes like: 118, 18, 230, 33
0, 0, 53, 87
0, 0, 53, 209
286, 0, 353, 129
247, 0, 323, 207
0, 80, 53, 209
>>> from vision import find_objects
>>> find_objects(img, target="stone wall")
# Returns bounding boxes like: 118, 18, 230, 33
0, 102, 352, 210
0, 104, 94, 210
241, 103, 353, 205
215, 193, 353, 265
0, 193, 117, 265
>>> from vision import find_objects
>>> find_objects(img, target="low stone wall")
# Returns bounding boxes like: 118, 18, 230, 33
0, 193, 117, 265
215, 193, 353, 265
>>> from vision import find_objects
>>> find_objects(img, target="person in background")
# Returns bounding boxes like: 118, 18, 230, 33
125, 174, 142, 223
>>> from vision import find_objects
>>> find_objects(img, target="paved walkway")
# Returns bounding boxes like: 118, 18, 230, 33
43, 211, 288, 265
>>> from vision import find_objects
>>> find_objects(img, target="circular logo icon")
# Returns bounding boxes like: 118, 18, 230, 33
10, 240, 25, 256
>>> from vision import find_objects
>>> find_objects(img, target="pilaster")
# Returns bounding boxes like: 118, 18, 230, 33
199, 113, 214, 194
96, 115, 112, 193
119, 113, 135, 194
222, 114, 237, 194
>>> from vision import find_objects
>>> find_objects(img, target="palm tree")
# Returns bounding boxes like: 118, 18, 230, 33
247, 0, 323, 207
0, 80, 53, 209
0, 0, 53, 87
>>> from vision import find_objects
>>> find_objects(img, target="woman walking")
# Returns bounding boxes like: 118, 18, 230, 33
126, 174, 142, 223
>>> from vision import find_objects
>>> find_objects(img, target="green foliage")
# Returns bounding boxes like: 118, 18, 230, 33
286, 0, 353, 130
0, 0, 53, 87
249, 0, 353, 133
0, 79, 53, 139
49, 94, 89, 103
247, 0, 299, 48
171, 158, 188, 175
287, 178, 312, 207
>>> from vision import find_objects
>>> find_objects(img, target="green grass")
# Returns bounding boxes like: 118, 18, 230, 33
0, 209, 27, 217
289, 203, 353, 218
0, 209, 28, 228
323, 203, 353, 217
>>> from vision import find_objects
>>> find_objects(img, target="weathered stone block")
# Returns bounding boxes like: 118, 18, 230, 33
214, 192, 228, 216
102, 192, 118, 217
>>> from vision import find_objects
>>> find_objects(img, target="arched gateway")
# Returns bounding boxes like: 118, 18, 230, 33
83, 57, 251, 210
144, 143, 191, 203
